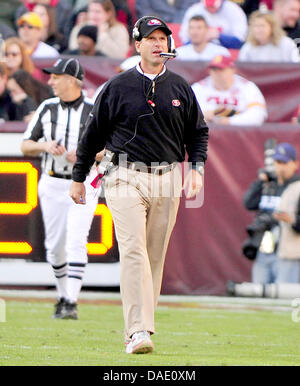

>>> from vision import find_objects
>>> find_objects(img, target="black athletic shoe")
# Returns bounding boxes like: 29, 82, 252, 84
226, 281, 236, 296
52, 297, 66, 319
61, 301, 78, 320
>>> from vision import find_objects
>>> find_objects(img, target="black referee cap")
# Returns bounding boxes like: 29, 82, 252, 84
43, 58, 84, 81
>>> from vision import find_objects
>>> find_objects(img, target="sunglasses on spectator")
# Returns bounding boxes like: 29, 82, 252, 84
19, 24, 36, 30
5, 52, 21, 57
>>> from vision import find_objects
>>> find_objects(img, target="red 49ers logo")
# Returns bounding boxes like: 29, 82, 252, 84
147, 19, 162, 26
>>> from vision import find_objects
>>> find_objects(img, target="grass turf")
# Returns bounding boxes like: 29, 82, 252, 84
0, 300, 300, 366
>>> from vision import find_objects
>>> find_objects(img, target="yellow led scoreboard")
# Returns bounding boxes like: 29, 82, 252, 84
0, 158, 119, 263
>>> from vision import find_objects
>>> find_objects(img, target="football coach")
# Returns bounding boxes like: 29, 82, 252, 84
70, 16, 209, 354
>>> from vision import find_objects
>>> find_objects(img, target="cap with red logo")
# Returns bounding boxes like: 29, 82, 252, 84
135, 16, 172, 40
203, 0, 223, 10
208, 55, 235, 69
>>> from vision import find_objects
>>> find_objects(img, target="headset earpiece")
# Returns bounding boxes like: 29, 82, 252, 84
168, 35, 176, 53
132, 16, 150, 41
132, 25, 140, 40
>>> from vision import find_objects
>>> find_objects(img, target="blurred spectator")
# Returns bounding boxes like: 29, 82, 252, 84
239, 0, 260, 16
68, 0, 88, 15
17, 12, 60, 58
179, 0, 248, 49
111, 0, 133, 33
136, 0, 198, 23
7, 71, 36, 122
4, 37, 44, 80
68, 0, 130, 59
64, 25, 104, 55
67, 5, 88, 39
259, 0, 275, 10
0, 23, 17, 40
0, 63, 16, 121
69, 0, 133, 34
9, 69, 53, 106
176, 15, 230, 61
238, 11, 300, 62
1, 0, 19, 39
33, 3, 68, 53
0, 0, 21, 30
273, 0, 300, 40
239, 0, 274, 16
15, 1, 73, 37
191, 55, 267, 125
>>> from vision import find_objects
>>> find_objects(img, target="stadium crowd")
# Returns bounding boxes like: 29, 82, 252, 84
0, 0, 300, 123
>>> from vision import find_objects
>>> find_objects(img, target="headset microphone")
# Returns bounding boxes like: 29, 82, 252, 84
159, 52, 177, 58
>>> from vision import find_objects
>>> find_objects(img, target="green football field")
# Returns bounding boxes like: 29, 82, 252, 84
0, 297, 300, 366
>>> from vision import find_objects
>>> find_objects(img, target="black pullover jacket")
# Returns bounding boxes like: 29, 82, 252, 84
73, 67, 209, 182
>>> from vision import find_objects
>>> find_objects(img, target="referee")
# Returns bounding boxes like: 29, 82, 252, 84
70, 17, 209, 353
21, 58, 98, 320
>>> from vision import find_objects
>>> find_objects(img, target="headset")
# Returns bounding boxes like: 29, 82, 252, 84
132, 16, 176, 54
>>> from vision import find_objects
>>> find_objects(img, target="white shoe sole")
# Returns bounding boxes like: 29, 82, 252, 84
127, 340, 154, 354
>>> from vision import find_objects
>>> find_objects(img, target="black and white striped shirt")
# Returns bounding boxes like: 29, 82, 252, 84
23, 94, 93, 176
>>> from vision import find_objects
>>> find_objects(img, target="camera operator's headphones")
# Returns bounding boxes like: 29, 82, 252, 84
132, 16, 176, 54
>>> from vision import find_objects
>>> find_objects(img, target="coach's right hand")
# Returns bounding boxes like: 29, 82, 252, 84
70, 181, 86, 205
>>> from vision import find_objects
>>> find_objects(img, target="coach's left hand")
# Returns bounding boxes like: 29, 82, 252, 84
183, 169, 203, 199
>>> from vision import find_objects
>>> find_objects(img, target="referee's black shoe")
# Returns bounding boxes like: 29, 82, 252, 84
52, 297, 67, 319
61, 301, 78, 320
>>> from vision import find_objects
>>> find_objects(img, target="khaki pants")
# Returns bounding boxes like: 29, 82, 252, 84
105, 165, 181, 340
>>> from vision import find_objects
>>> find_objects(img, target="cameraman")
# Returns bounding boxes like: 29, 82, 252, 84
273, 143, 300, 283
243, 142, 300, 284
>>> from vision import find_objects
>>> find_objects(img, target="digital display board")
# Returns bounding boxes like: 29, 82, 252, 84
0, 158, 119, 263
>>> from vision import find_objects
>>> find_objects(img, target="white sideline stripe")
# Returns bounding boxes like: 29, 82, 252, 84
0, 289, 294, 312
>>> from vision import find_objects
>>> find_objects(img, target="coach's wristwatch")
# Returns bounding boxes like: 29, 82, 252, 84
192, 162, 205, 176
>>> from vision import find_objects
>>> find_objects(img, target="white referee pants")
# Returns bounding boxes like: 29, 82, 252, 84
38, 173, 98, 266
